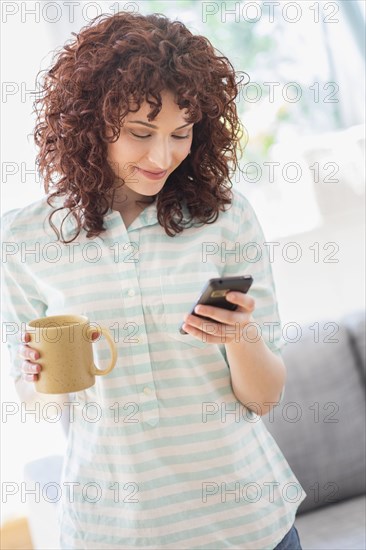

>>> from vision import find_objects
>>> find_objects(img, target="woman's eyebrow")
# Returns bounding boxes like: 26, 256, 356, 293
127, 120, 193, 130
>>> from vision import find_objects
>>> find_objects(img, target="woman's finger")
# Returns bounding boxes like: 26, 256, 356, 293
22, 360, 41, 375
22, 372, 39, 383
188, 306, 252, 327
225, 292, 255, 311
21, 332, 31, 344
181, 322, 233, 344
18, 345, 39, 362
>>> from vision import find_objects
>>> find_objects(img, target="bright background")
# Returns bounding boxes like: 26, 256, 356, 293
1, 0, 365, 530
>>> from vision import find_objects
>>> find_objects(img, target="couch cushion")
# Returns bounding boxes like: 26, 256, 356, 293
295, 495, 366, 550
262, 320, 366, 514
342, 309, 366, 381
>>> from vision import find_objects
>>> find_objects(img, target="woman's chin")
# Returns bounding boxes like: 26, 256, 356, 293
126, 181, 166, 197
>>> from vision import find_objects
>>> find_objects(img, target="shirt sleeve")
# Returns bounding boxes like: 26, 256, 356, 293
1, 211, 48, 381
222, 192, 287, 404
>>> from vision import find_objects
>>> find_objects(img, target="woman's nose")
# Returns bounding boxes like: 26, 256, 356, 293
146, 139, 172, 170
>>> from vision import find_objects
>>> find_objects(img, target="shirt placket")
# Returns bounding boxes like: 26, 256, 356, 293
104, 210, 159, 427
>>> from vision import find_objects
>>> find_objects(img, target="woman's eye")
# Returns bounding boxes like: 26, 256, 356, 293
130, 132, 150, 139
130, 132, 190, 140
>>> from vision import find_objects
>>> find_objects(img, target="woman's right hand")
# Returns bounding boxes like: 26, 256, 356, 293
19, 332, 42, 382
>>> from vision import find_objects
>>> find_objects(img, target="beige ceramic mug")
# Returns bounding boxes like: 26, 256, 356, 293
25, 314, 117, 394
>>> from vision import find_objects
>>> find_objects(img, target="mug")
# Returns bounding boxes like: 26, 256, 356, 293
25, 314, 117, 394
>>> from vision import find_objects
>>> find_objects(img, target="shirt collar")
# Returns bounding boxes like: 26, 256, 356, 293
47, 194, 191, 237
105, 197, 192, 232
105, 198, 158, 232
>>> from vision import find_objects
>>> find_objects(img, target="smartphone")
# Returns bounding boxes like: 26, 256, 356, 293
179, 275, 253, 335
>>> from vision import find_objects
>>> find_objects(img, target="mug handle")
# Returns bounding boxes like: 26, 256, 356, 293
87, 326, 117, 376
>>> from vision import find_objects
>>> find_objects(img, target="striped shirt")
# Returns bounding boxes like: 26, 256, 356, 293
1, 188, 306, 549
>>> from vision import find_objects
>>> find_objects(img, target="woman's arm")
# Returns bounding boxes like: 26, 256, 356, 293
224, 325, 286, 416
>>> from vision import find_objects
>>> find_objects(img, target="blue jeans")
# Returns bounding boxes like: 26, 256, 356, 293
273, 524, 302, 550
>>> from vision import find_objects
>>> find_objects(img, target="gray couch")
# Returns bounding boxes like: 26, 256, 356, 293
263, 308, 366, 549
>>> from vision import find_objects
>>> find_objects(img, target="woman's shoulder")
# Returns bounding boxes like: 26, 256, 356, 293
222, 187, 260, 230
229, 187, 254, 213
1, 195, 62, 238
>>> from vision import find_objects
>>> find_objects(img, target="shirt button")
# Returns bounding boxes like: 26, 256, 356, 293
143, 386, 153, 396
127, 289, 136, 297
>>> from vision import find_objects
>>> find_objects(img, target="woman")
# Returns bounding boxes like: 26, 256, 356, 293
2, 11, 306, 549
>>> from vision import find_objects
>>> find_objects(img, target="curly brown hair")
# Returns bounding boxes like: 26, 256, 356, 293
33, 11, 247, 243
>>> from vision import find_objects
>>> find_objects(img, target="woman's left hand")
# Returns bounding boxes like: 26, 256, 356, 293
181, 291, 256, 345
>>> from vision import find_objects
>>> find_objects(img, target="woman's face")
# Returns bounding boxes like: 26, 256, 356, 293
107, 89, 193, 201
